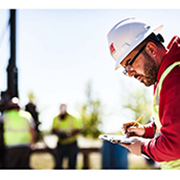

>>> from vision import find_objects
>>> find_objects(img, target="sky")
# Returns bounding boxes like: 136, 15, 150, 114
0, 3, 180, 132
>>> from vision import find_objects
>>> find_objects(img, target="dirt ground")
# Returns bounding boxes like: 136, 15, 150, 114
29, 135, 160, 169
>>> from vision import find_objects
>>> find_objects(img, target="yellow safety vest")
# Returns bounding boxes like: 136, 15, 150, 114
52, 113, 82, 145
3, 110, 32, 146
153, 61, 180, 169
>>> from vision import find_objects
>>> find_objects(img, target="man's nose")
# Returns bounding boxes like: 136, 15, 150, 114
127, 71, 136, 77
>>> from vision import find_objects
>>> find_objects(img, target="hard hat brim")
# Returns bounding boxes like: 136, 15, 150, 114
115, 24, 164, 70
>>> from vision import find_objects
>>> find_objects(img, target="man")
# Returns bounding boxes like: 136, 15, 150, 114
3, 97, 35, 169
51, 103, 82, 169
107, 17, 180, 169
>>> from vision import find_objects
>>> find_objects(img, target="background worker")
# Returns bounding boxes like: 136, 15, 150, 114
51, 103, 82, 169
3, 97, 35, 169
107, 17, 180, 169
25, 101, 41, 142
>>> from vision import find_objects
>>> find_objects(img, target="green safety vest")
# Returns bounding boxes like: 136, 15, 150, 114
153, 61, 180, 169
3, 110, 32, 146
52, 113, 82, 145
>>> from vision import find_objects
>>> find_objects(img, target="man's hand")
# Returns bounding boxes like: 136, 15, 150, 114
122, 121, 145, 137
119, 137, 146, 156
71, 129, 82, 136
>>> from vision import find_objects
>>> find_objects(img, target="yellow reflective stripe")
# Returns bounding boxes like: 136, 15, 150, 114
161, 158, 180, 169
5, 128, 29, 132
153, 61, 180, 169
158, 62, 180, 93
153, 62, 180, 129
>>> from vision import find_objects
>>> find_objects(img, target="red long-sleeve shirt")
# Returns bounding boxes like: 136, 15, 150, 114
141, 36, 180, 162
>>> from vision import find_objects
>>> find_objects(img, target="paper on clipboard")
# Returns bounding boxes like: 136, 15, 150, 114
99, 134, 150, 159
98, 134, 133, 144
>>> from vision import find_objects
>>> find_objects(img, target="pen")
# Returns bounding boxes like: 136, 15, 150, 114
125, 115, 143, 134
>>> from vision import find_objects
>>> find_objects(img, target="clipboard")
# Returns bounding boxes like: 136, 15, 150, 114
98, 134, 133, 145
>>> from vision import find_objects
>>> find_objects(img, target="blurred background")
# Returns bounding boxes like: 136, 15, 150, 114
0, 7, 180, 170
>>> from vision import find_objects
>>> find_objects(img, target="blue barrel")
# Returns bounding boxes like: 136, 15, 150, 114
101, 141, 129, 169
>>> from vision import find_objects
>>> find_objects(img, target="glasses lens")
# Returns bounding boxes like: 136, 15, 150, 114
123, 69, 127, 75
123, 66, 134, 75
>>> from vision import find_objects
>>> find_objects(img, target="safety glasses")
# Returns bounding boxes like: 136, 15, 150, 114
123, 44, 146, 75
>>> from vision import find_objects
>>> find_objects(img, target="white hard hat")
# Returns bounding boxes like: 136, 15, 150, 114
107, 17, 163, 70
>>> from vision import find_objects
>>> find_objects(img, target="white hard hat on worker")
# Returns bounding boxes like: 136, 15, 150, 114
107, 17, 163, 70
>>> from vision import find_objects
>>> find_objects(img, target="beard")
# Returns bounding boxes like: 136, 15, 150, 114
137, 51, 158, 86
59, 112, 67, 120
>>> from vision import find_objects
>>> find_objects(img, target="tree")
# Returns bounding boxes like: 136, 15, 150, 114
80, 81, 103, 139
27, 91, 36, 103
120, 84, 152, 125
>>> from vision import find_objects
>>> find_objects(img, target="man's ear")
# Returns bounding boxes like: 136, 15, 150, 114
145, 42, 157, 58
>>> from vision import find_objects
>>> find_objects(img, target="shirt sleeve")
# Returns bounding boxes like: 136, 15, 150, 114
143, 120, 156, 138
142, 66, 180, 162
